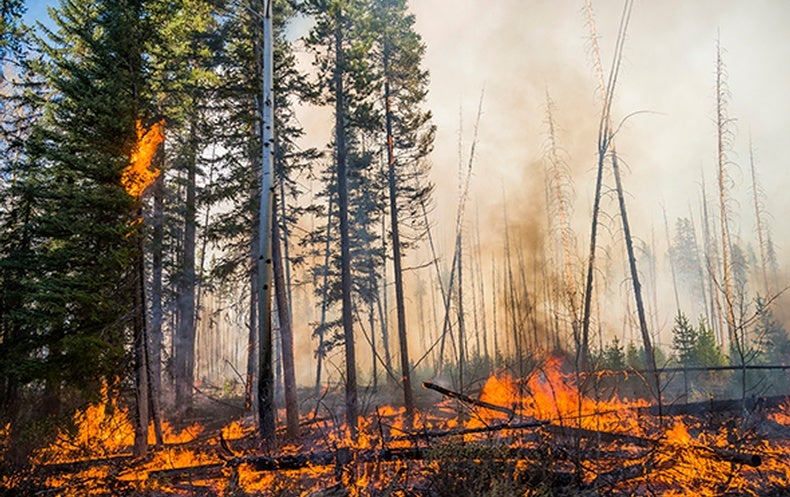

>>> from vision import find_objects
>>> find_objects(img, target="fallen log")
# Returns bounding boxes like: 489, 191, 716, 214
147, 463, 225, 481
36, 454, 134, 473
393, 420, 548, 441
590, 457, 678, 488
699, 446, 761, 467
423, 382, 516, 416
227, 445, 549, 472
541, 423, 656, 447
651, 395, 788, 416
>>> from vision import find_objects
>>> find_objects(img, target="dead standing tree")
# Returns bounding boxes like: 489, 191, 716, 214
543, 89, 579, 354
715, 38, 737, 348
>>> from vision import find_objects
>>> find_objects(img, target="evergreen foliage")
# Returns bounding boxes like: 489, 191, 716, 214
0, 0, 160, 455
671, 312, 724, 367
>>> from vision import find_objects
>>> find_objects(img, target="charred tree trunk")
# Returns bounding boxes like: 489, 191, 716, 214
133, 230, 149, 458
272, 195, 299, 439
149, 162, 165, 447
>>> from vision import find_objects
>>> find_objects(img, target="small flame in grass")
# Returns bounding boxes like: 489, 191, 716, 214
664, 421, 692, 444
121, 119, 164, 199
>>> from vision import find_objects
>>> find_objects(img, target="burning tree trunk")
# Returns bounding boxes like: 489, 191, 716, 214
133, 232, 149, 458
122, 119, 165, 457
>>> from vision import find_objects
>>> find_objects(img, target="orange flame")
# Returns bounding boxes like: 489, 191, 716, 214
121, 119, 164, 198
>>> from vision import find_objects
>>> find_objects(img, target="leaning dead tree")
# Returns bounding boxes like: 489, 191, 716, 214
582, 0, 659, 402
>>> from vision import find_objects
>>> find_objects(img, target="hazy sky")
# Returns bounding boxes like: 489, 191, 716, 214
411, 0, 790, 250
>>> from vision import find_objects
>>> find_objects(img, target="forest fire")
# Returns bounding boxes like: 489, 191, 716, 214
121, 119, 165, 199
4, 357, 787, 496
4, 0, 790, 496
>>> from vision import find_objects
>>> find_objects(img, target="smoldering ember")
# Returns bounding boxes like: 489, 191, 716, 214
2, 0, 790, 496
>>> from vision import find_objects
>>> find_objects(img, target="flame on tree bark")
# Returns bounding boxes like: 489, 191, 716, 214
122, 119, 165, 457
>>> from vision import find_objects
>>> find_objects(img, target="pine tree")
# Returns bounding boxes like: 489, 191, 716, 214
0, 0, 160, 457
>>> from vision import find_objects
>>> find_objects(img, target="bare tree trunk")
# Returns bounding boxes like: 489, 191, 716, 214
273, 194, 299, 439
544, 91, 579, 351
715, 39, 736, 347
491, 257, 500, 362
334, 9, 358, 437
611, 148, 659, 402
503, 196, 521, 372
700, 174, 724, 344
474, 204, 490, 362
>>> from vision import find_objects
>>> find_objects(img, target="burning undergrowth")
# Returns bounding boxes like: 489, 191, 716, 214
2, 357, 790, 496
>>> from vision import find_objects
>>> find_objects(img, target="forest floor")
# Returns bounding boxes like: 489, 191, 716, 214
4, 369, 790, 496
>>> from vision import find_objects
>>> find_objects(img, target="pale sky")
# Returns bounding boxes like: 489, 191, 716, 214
410, 0, 790, 345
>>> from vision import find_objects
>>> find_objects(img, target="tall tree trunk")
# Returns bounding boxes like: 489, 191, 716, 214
334, 9, 358, 438
611, 148, 659, 402
700, 174, 724, 344
384, 49, 414, 423
246, 197, 258, 411
474, 204, 490, 362
272, 194, 299, 439
175, 120, 197, 412
257, 0, 276, 446
378, 209, 394, 379
149, 161, 164, 447
133, 230, 149, 458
